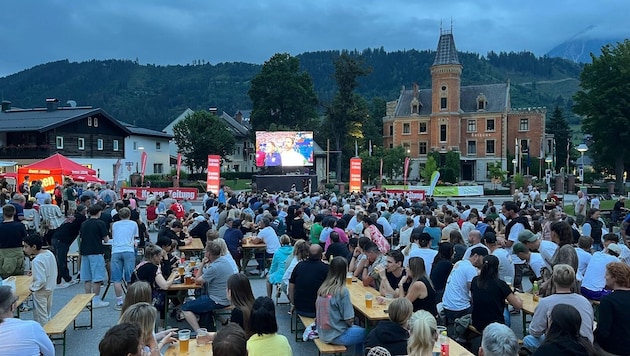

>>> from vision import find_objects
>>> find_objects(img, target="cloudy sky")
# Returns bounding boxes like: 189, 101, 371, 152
0, 0, 628, 77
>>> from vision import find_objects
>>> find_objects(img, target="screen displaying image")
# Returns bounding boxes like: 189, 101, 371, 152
255, 131, 314, 167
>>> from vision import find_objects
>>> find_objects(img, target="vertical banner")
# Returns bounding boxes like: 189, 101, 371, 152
403, 157, 410, 186
140, 151, 148, 185
349, 158, 362, 193
379, 158, 383, 185
429, 171, 440, 196
113, 159, 122, 190
176, 153, 183, 181
207, 155, 221, 195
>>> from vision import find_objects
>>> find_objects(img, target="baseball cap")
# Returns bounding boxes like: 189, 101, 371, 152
607, 243, 622, 256
518, 230, 540, 243
194, 215, 205, 222
512, 242, 528, 254
483, 232, 497, 244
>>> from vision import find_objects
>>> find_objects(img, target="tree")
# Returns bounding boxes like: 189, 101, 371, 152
173, 111, 235, 173
574, 40, 630, 192
383, 146, 407, 179
444, 151, 461, 183
420, 155, 438, 182
363, 97, 386, 151
546, 106, 571, 173
487, 161, 507, 190
322, 53, 371, 181
248, 53, 319, 131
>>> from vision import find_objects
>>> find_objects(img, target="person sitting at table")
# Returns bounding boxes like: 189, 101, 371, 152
376, 249, 406, 297
362, 216, 390, 254
213, 322, 248, 356
581, 243, 621, 300
430, 242, 454, 302
181, 240, 235, 331
470, 255, 522, 332
99, 322, 144, 356
316, 256, 366, 355
398, 256, 437, 316
189, 214, 211, 245
289, 244, 329, 318
224, 218, 244, 267
0, 285, 55, 356
215, 238, 240, 274
226, 273, 255, 335
131, 245, 180, 319
479, 322, 519, 356
406, 309, 438, 356
361, 243, 388, 289
513, 242, 546, 284
532, 304, 598, 356
158, 220, 192, 246
281, 240, 309, 298
364, 297, 413, 356
251, 217, 281, 276
119, 302, 176, 355
524, 264, 594, 352
349, 237, 371, 279
290, 208, 308, 240
403, 232, 437, 276
266, 234, 293, 298
247, 296, 292, 356
594, 262, 630, 355
326, 231, 349, 260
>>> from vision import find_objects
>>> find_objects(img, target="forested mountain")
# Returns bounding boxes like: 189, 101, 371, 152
0, 49, 583, 130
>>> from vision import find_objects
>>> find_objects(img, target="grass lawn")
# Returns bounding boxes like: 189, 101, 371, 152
223, 179, 252, 191
563, 199, 627, 216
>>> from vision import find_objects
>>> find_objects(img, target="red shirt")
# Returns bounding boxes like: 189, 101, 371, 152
146, 206, 158, 220
170, 203, 185, 219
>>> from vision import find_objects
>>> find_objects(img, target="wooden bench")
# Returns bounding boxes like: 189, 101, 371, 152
314, 338, 347, 355
296, 315, 315, 342
44, 293, 95, 356
67, 252, 80, 275
214, 305, 234, 327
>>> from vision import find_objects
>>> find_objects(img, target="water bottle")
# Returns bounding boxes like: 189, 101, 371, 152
440, 330, 449, 356
532, 281, 540, 302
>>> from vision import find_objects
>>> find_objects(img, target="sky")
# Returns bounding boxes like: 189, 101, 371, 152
0, 0, 628, 77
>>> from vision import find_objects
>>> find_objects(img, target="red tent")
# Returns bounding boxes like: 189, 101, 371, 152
72, 175, 105, 184
18, 154, 97, 192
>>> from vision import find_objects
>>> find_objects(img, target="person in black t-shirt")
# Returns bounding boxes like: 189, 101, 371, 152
0, 204, 27, 278
289, 244, 329, 317
378, 249, 406, 297
325, 231, 349, 261
53, 205, 87, 286
79, 205, 110, 308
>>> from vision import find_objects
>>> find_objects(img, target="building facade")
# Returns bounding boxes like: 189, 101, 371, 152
383, 30, 546, 182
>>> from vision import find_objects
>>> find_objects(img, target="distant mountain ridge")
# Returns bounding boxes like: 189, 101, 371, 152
545, 25, 626, 63
0, 48, 584, 130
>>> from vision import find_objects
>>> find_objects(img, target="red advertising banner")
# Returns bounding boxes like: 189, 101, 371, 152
349, 157, 362, 193
370, 189, 425, 201
207, 155, 221, 195
120, 187, 198, 201
403, 157, 410, 185
140, 151, 148, 185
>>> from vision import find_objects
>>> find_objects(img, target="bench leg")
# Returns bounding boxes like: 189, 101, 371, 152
73, 300, 93, 330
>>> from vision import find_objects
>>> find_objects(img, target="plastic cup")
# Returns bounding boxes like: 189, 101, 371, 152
178, 329, 191, 353
184, 274, 194, 285
365, 293, 373, 308
346, 272, 353, 285
178, 264, 185, 275
196, 328, 211, 346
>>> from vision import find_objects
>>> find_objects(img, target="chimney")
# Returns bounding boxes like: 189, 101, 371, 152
235, 111, 242, 123
46, 98, 59, 112
1, 100, 10, 112
208, 107, 218, 115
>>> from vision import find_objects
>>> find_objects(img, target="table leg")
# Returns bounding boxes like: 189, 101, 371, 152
522, 311, 527, 338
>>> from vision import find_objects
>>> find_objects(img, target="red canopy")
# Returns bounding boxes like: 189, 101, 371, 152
17, 154, 97, 192
72, 175, 105, 184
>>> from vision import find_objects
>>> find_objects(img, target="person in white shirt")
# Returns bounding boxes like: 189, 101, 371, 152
252, 217, 280, 276
485, 232, 514, 282
513, 243, 546, 282
0, 286, 55, 356
603, 233, 630, 266
581, 244, 621, 300
376, 214, 393, 238
110, 207, 139, 310
460, 213, 477, 242
462, 230, 491, 261
34, 187, 51, 206
518, 230, 557, 269
442, 246, 488, 334
22, 234, 58, 326
575, 236, 593, 277
590, 195, 600, 210
441, 215, 461, 242
403, 233, 438, 276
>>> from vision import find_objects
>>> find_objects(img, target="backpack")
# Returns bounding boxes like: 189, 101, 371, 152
103, 192, 113, 204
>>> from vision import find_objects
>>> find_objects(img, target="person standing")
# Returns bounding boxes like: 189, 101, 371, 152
34, 187, 51, 207
52, 205, 86, 287
0, 204, 27, 279
79, 205, 110, 308
64, 182, 78, 216
39, 198, 66, 247
574, 191, 588, 226
22, 234, 57, 325
111, 207, 139, 310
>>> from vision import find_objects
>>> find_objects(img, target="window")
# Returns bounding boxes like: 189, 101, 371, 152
440, 124, 447, 142
389, 143, 393, 149
389, 125, 393, 136
56, 136, 63, 149
113, 140, 119, 151
520, 139, 529, 154
467, 141, 477, 155
519, 118, 529, 131
78, 138, 85, 150
403, 123, 411, 134
486, 140, 495, 154
93, 117, 99, 127
133, 142, 138, 151
87, 117, 92, 126
477, 94, 487, 111
419, 122, 427, 133
155, 142, 161, 150
402, 142, 411, 155
153, 163, 163, 174
419, 142, 427, 155
486, 119, 495, 131
467, 120, 477, 132
97, 139, 104, 150
440, 97, 447, 110
233, 165, 240, 172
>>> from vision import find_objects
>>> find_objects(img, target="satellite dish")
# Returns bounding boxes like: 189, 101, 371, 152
67, 100, 77, 107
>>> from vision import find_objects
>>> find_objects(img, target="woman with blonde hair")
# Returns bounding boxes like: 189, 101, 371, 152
131, 245, 179, 319
316, 256, 365, 355
214, 238, 239, 273
407, 310, 438, 356
365, 297, 413, 355
281, 240, 309, 295
121, 281, 152, 314
118, 302, 176, 356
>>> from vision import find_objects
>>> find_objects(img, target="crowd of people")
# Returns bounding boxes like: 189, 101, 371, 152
2, 181, 630, 355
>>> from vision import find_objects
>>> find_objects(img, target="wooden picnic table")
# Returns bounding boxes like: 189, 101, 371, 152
346, 281, 389, 325
515, 291, 538, 337
163, 281, 203, 327
14, 275, 33, 306
240, 240, 267, 274
179, 238, 204, 253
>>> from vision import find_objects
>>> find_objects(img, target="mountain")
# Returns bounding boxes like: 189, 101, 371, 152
546, 25, 626, 63
0, 49, 584, 130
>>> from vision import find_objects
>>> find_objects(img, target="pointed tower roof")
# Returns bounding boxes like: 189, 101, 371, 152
433, 29, 460, 66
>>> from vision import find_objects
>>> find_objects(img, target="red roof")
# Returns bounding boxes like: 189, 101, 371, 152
19, 153, 96, 176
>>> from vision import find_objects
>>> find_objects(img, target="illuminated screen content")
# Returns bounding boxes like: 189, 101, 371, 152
255, 131, 314, 167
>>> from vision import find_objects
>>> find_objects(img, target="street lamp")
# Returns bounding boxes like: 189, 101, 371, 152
576, 143, 588, 184
545, 156, 553, 191
512, 158, 517, 176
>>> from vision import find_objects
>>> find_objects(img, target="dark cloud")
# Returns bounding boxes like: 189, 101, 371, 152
0, 0, 628, 77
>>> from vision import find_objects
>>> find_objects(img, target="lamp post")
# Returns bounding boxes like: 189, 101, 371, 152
545, 156, 553, 192
512, 158, 517, 177
576, 143, 588, 185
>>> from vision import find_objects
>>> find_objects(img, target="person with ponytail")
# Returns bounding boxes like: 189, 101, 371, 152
398, 257, 437, 316
471, 255, 522, 332
406, 309, 438, 356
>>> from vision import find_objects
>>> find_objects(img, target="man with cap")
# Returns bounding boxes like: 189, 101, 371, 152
581, 243, 621, 300
512, 242, 546, 282
403, 232, 437, 276
442, 246, 489, 335
518, 230, 557, 269
462, 230, 490, 261
603, 233, 630, 266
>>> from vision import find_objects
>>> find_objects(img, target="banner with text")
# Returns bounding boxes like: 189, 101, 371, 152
120, 187, 198, 201
349, 158, 362, 193
140, 151, 148, 185
207, 155, 221, 195
370, 189, 426, 201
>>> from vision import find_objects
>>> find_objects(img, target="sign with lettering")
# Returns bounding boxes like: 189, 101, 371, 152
349, 158, 362, 193
120, 187, 198, 201
207, 155, 221, 195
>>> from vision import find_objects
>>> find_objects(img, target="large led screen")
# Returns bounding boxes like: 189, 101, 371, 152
255, 131, 314, 167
